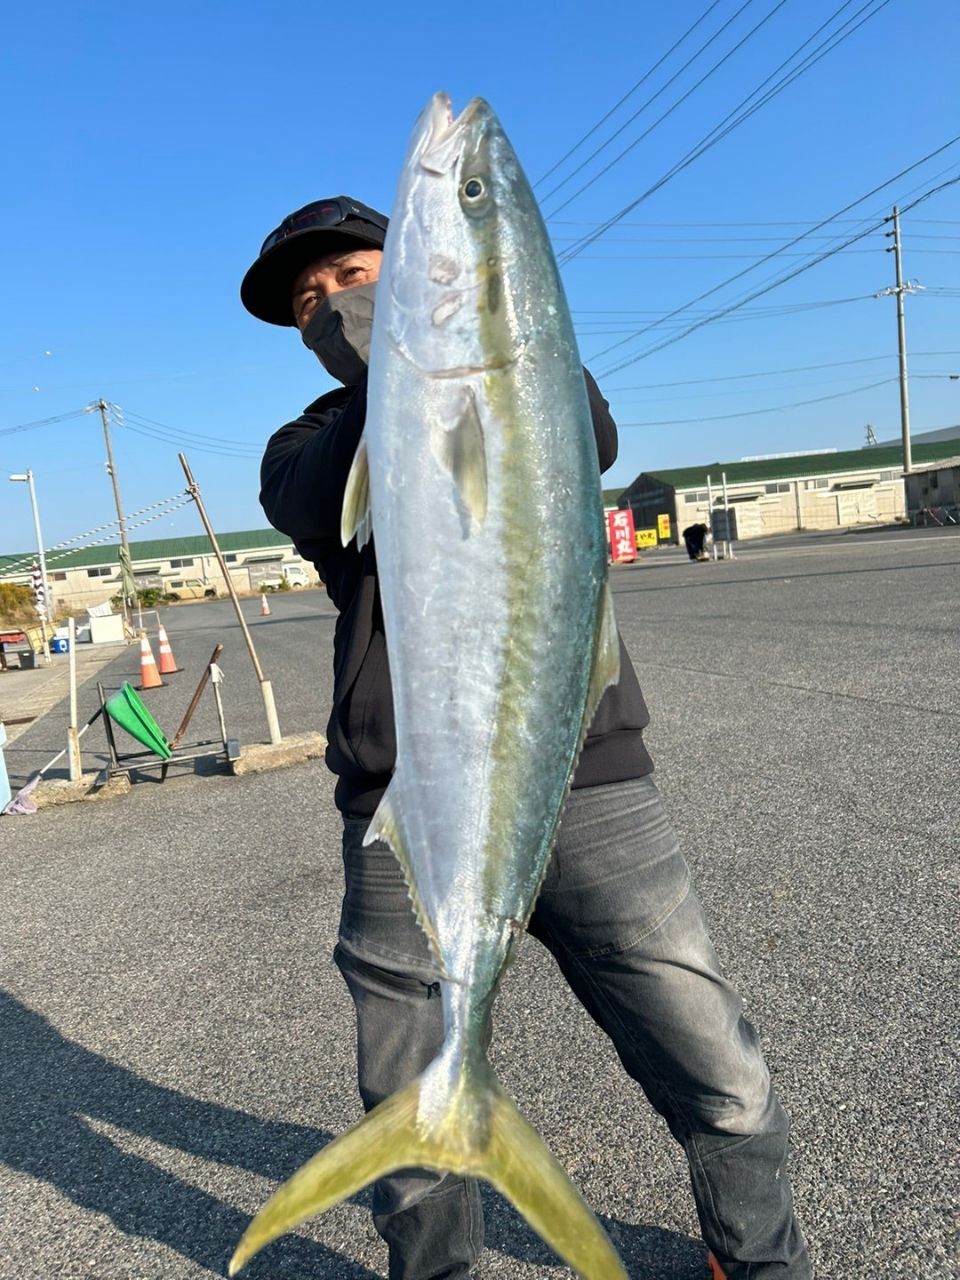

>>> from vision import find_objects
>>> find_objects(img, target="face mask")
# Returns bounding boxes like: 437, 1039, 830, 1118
301, 281, 377, 385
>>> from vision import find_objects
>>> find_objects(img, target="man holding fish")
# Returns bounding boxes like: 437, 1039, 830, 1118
238, 95, 810, 1280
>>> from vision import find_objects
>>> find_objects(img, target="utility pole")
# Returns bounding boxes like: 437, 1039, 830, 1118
94, 399, 136, 625
881, 208, 917, 474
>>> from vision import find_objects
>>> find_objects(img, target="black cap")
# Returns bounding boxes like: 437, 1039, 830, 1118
241, 196, 388, 327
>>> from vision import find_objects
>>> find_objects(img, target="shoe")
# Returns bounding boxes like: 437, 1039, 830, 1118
707, 1253, 727, 1280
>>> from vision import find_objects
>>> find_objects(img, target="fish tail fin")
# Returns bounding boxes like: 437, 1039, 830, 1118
229, 1068, 627, 1280
480, 1078, 628, 1279
228, 1077, 425, 1275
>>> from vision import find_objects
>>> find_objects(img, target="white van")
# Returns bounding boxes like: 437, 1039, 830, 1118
261, 563, 312, 591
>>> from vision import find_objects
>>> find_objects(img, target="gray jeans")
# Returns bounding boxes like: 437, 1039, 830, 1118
335, 775, 810, 1280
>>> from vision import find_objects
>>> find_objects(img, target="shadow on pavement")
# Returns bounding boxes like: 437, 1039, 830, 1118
479, 1188, 707, 1274
2, 992, 708, 1277
0, 991, 377, 1277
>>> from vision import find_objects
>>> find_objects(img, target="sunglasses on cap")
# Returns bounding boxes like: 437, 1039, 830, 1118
259, 197, 389, 256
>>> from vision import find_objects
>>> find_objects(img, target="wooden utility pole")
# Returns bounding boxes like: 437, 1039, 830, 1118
96, 399, 136, 621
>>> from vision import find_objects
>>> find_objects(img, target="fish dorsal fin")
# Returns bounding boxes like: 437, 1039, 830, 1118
340, 432, 372, 549
583, 582, 620, 735
365, 784, 448, 977
430, 386, 488, 527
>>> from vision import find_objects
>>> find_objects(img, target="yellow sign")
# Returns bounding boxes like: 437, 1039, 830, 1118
635, 528, 658, 549
657, 513, 672, 540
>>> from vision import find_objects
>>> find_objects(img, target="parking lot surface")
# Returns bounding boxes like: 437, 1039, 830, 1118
1, 529, 957, 1278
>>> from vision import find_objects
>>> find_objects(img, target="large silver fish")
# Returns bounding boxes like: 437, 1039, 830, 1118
231, 92, 625, 1279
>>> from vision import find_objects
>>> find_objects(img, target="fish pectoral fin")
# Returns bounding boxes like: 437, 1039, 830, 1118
365, 787, 447, 976
230, 1069, 628, 1280
340, 432, 372, 549
429, 385, 487, 527
582, 582, 621, 734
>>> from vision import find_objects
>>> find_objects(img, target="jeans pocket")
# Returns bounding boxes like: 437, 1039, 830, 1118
335, 944, 441, 1000
543, 778, 692, 957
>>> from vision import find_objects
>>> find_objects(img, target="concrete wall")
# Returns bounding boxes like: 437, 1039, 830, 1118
675, 476, 906, 540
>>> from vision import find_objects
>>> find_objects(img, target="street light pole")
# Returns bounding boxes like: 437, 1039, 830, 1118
8, 470, 52, 664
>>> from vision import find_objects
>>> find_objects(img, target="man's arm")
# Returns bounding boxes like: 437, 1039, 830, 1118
259, 381, 367, 544
584, 367, 618, 475
261, 367, 615, 545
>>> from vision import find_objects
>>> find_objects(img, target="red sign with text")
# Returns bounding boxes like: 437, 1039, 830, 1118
606, 508, 636, 563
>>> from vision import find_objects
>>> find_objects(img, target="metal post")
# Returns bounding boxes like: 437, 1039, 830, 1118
67, 617, 82, 780
9, 470, 51, 664
886, 208, 913, 475
721, 471, 735, 560
179, 454, 282, 745
96, 399, 137, 626
706, 473, 718, 561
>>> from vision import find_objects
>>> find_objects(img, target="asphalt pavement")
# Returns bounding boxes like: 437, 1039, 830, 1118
1, 529, 957, 1279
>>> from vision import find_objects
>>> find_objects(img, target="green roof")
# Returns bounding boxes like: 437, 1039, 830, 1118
624, 440, 960, 495
0, 527, 294, 576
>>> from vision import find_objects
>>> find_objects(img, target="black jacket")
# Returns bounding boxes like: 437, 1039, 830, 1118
260, 369, 653, 816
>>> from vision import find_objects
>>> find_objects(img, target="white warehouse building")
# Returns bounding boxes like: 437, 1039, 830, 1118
616, 441, 960, 542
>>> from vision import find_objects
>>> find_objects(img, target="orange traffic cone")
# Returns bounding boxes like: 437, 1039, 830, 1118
260, 592, 271, 617
137, 630, 165, 690
707, 1253, 727, 1280
156, 623, 182, 675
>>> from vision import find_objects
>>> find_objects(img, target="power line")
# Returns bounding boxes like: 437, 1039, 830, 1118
617, 377, 898, 427
553, 231, 892, 243
557, 0, 892, 258
534, 0, 727, 188
569, 248, 887, 259
590, 144, 960, 374
602, 350, 960, 392
610, 371, 930, 405
548, 216, 960, 227
122, 420, 262, 460
115, 404, 263, 457
540, 0, 769, 206
0, 408, 88, 439
598, 186, 960, 378
545, 0, 792, 216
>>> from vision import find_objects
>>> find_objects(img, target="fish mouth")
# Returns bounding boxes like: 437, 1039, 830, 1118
419, 93, 486, 175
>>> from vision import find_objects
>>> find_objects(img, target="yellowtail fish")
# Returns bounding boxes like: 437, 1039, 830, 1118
231, 91, 624, 1279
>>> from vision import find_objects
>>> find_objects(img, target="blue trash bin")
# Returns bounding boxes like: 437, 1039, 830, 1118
50, 637, 69, 654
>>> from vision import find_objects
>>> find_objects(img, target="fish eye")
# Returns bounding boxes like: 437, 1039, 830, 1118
462, 177, 485, 202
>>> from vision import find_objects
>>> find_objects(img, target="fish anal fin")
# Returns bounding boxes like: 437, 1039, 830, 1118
340, 433, 372, 549
365, 786, 447, 977
430, 386, 487, 527
582, 581, 620, 734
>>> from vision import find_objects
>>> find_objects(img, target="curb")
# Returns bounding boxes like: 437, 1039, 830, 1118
13, 732, 327, 811
230, 732, 327, 776
33, 774, 133, 809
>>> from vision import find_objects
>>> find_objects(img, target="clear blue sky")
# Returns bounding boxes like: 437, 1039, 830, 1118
2, 0, 958, 552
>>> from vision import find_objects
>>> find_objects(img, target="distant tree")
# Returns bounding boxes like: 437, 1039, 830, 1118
0, 582, 36, 627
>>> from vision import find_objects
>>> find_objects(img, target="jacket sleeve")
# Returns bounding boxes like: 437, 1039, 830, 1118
584, 367, 618, 475
259, 380, 367, 544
